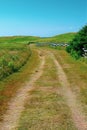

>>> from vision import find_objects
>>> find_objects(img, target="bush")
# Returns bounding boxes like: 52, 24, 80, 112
66, 25, 87, 59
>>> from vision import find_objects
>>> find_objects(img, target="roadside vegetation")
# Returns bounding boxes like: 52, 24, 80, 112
0, 42, 31, 80
0, 36, 40, 80
66, 25, 87, 59
0, 38, 40, 120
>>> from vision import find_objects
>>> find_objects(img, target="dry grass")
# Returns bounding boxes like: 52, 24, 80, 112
1, 45, 86, 129
52, 48, 87, 116
0, 48, 40, 121
18, 52, 76, 130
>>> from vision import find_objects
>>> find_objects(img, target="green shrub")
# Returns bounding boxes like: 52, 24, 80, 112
66, 25, 87, 59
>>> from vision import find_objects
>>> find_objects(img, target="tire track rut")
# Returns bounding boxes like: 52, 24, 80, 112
51, 53, 87, 130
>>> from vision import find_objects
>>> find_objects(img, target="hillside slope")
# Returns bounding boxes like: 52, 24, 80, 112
37, 33, 76, 43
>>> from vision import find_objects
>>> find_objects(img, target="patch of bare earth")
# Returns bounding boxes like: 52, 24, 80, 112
0, 52, 45, 130
51, 53, 87, 130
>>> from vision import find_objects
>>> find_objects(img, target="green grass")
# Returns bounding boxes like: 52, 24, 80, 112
0, 42, 31, 80
0, 36, 39, 44
36, 32, 76, 43
0, 32, 76, 45
52, 32, 76, 43
0, 35, 42, 80
18, 53, 77, 130
0, 45, 40, 121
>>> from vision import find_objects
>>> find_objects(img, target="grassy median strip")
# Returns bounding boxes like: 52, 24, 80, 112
18, 53, 77, 130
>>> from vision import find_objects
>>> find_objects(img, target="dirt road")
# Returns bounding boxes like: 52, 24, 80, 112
0, 48, 87, 130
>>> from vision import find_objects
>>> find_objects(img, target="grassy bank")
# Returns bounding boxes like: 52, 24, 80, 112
0, 42, 32, 80
0, 36, 39, 80
0, 47, 40, 121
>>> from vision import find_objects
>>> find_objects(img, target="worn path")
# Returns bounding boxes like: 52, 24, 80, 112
51, 52, 87, 130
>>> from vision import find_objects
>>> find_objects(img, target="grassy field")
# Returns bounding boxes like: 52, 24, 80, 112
36, 33, 76, 43
0, 36, 39, 44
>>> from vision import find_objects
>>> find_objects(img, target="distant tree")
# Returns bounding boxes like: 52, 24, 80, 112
66, 25, 87, 59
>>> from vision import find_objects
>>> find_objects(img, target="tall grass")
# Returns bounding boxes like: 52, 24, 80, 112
0, 42, 31, 80
0, 46, 40, 121
0, 43, 31, 79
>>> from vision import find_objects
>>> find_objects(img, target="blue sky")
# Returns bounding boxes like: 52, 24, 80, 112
0, 0, 87, 37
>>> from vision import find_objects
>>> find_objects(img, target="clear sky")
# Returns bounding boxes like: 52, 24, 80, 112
0, 0, 87, 37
